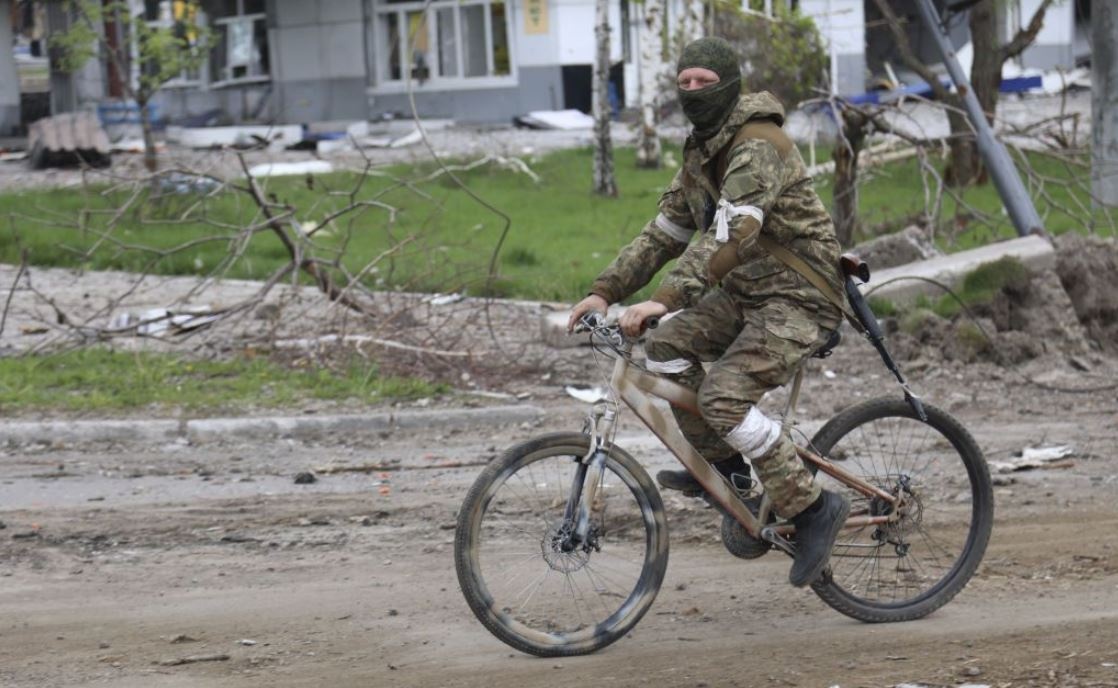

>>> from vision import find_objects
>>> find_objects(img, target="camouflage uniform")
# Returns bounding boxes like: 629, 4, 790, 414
589, 92, 843, 519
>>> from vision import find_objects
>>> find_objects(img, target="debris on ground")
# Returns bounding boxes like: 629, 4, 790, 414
108, 307, 221, 337
293, 471, 318, 485
850, 225, 942, 270
512, 109, 594, 130
246, 161, 333, 178
989, 445, 1076, 473
159, 653, 231, 666
27, 112, 112, 169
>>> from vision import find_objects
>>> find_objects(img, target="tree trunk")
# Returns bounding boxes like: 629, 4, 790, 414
957, 0, 1001, 185
592, 0, 617, 196
1093, 0, 1118, 206
635, 0, 664, 169
679, 0, 704, 46
944, 103, 978, 187
139, 98, 158, 172
832, 108, 867, 247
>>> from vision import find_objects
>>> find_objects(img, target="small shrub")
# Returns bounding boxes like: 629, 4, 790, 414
503, 247, 540, 267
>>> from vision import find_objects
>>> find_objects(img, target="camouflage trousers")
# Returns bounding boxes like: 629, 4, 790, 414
644, 289, 833, 518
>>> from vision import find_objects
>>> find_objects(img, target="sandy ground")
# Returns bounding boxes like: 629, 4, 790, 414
2, 321, 1117, 687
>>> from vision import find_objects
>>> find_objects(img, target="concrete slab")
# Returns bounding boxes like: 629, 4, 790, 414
862, 234, 1056, 305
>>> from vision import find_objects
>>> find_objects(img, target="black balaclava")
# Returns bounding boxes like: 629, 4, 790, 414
676, 37, 742, 140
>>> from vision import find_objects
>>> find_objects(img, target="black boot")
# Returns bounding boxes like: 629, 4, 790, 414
656, 455, 751, 497
788, 490, 850, 587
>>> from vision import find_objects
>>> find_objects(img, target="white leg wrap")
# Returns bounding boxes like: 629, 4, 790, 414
645, 357, 693, 374
724, 407, 782, 460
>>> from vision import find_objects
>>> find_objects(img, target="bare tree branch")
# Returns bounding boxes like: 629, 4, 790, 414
1002, 0, 1057, 61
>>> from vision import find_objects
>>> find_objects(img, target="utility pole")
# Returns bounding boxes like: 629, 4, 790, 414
913, 0, 1044, 237
1093, 0, 1118, 206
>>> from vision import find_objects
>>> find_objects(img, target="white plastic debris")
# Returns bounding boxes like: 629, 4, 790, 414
564, 386, 606, 403
247, 161, 334, 178
520, 110, 594, 130
427, 293, 465, 306
109, 307, 220, 336
823, 369, 837, 379
989, 445, 1075, 473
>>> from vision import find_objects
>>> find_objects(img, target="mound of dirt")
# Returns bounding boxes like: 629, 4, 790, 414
890, 234, 1118, 366
1054, 233, 1118, 355
850, 225, 942, 270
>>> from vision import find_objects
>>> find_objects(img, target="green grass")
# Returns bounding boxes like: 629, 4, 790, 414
0, 348, 445, 413
0, 142, 1109, 304
928, 255, 1030, 318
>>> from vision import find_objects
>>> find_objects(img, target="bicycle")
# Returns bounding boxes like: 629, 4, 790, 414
454, 256, 994, 657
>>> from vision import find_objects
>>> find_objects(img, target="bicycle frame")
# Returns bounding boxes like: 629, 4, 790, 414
575, 342, 901, 549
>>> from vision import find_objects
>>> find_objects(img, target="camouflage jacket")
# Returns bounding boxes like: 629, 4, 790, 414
589, 93, 844, 327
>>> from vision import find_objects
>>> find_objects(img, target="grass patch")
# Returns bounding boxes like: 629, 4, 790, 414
0, 142, 1108, 304
929, 255, 1030, 318
0, 348, 444, 413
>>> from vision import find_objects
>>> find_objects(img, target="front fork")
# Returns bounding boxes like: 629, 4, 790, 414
558, 402, 617, 551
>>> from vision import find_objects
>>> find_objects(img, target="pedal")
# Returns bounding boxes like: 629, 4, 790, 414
760, 526, 797, 557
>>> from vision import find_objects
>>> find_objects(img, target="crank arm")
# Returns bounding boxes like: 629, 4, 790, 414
760, 526, 797, 557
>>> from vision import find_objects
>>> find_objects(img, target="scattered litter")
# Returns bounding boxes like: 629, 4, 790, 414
157, 172, 221, 195
165, 124, 303, 149
110, 137, 165, 154
388, 128, 423, 148
565, 385, 607, 403
513, 109, 594, 130
990, 445, 1076, 473
823, 370, 837, 379
293, 471, 318, 485
426, 292, 465, 306
219, 533, 259, 543
246, 160, 334, 178
160, 653, 230, 666
238, 639, 257, 646
0, 151, 28, 162
109, 307, 220, 337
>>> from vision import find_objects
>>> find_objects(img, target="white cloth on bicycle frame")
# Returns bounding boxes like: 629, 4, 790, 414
645, 357, 693, 374
724, 406, 782, 460
713, 199, 764, 243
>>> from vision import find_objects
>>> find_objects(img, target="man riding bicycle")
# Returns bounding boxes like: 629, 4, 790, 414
568, 37, 849, 588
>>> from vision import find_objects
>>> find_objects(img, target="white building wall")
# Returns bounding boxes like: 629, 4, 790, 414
1014, 0, 1076, 69
798, 0, 865, 95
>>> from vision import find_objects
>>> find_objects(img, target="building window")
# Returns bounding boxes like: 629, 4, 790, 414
372, 0, 512, 86
209, 0, 269, 85
141, 0, 206, 87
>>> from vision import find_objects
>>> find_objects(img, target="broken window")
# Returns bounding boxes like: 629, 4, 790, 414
372, 0, 513, 85
209, 0, 269, 84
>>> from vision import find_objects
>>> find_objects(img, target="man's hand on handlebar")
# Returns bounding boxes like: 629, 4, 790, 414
568, 294, 609, 333
618, 301, 667, 338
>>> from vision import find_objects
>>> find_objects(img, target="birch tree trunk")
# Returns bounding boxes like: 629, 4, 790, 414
635, 0, 664, 169
592, 0, 618, 196
682, 0, 704, 44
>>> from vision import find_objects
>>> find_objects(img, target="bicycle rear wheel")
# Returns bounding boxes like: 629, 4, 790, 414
806, 397, 993, 622
454, 432, 668, 656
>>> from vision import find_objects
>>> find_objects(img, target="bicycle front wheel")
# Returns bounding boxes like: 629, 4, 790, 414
806, 398, 994, 623
454, 432, 669, 657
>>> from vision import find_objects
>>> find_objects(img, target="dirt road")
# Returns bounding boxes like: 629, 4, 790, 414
3, 385, 1117, 688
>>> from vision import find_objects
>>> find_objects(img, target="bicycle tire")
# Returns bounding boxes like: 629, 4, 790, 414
806, 397, 994, 623
454, 432, 669, 656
